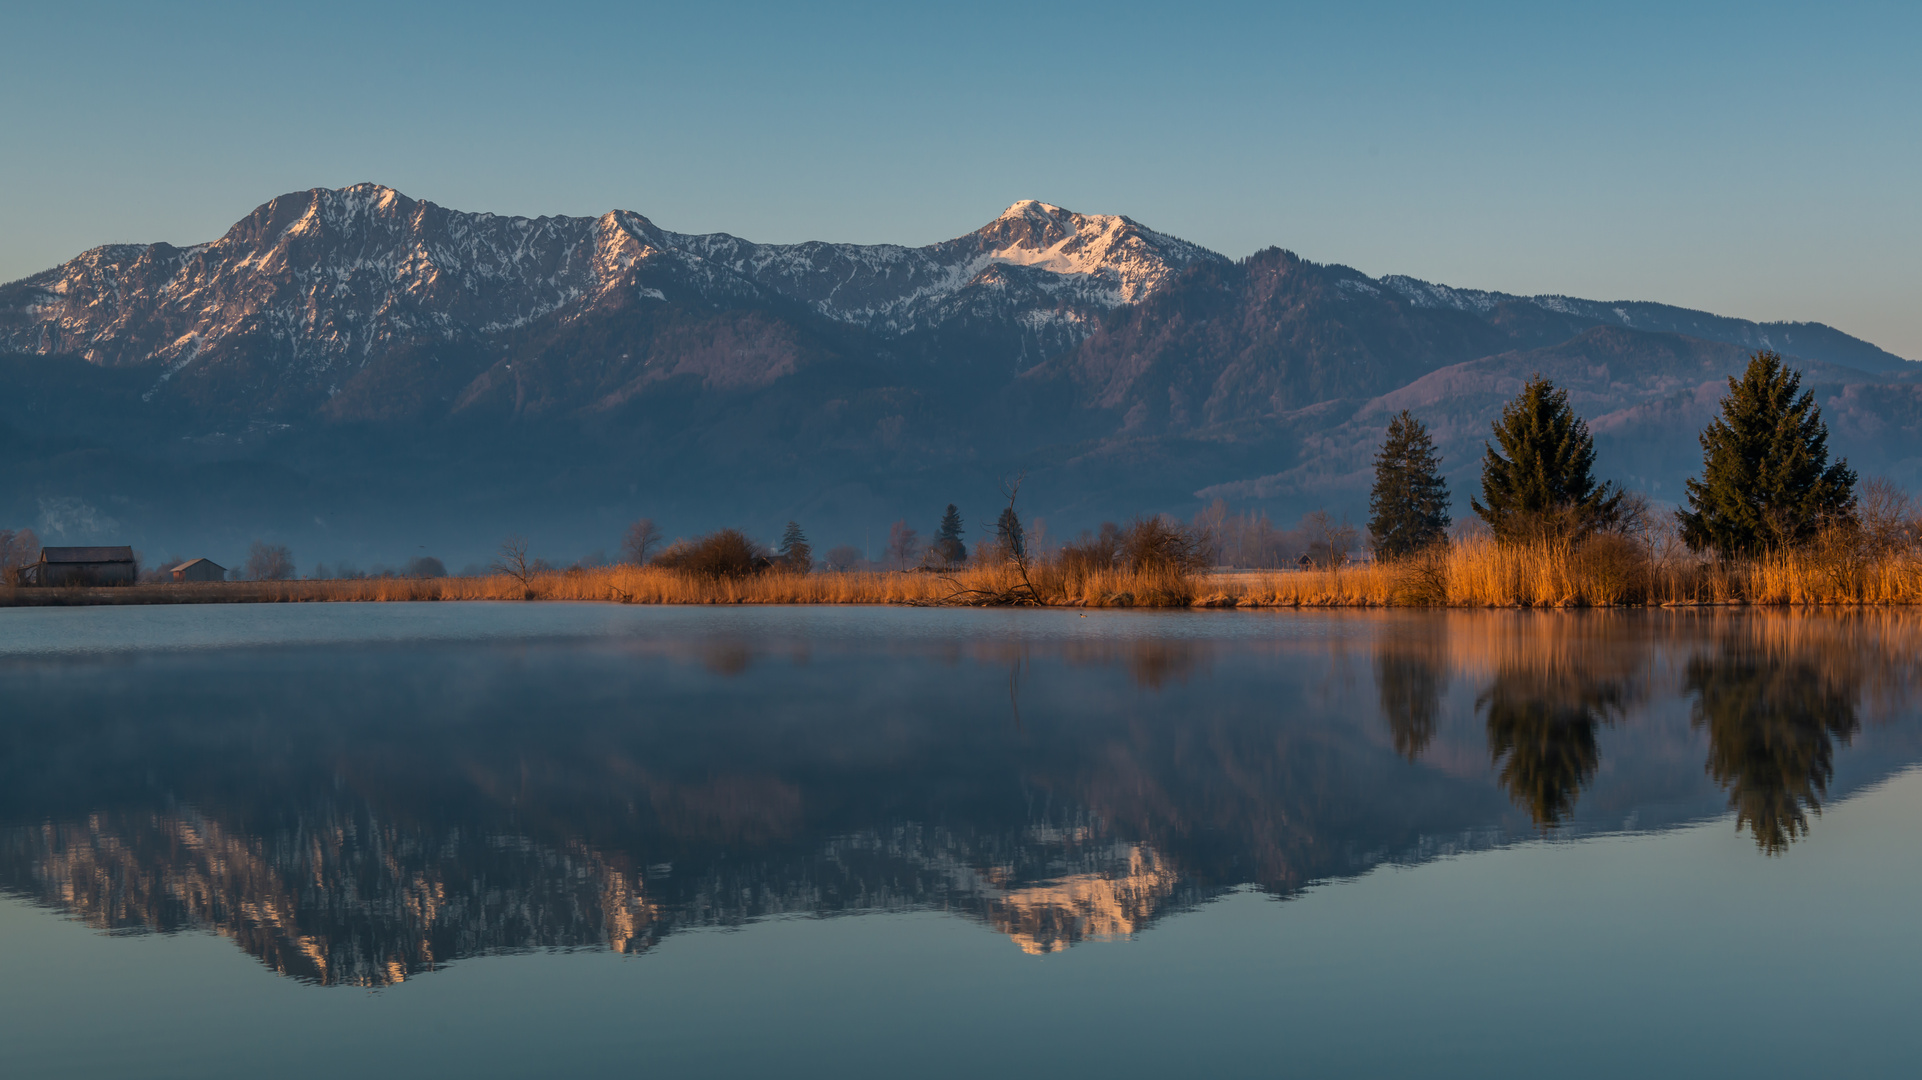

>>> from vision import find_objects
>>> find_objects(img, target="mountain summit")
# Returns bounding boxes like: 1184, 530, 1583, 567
0, 186, 1223, 412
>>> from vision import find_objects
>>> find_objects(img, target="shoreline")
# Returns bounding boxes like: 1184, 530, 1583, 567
7, 568, 1922, 610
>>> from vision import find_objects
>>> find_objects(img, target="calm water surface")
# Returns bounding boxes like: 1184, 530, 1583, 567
1, 604, 1918, 1078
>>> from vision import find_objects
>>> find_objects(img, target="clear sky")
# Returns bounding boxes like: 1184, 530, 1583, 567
4, 0, 1918, 357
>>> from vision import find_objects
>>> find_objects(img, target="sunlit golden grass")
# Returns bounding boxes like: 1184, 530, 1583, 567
10, 536, 1922, 608
1224, 536, 1922, 608
0, 566, 1208, 608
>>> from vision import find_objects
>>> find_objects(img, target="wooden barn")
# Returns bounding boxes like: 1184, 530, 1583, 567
14, 546, 138, 586
170, 558, 226, 583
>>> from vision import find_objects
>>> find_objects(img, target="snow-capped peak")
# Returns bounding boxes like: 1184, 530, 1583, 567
997, 199, 1070, 221
0, 184, 1229, 391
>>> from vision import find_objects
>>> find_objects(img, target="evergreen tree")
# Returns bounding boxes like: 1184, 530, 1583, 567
776, 521, 812, 572
1472, 375, 1622, 541
995, 506, 1025, 559
932, 504, 966, 564
1677, 351, 1856, 557
1367, 410, 1451, 559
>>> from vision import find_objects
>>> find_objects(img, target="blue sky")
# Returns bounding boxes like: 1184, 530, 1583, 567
4, 0, 1918, 356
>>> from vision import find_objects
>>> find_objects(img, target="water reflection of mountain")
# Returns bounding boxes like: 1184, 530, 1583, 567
2, 611, 1919, 986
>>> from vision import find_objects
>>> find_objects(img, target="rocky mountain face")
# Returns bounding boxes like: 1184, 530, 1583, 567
0, 183, 1914, 562
0, 185, 1221, 416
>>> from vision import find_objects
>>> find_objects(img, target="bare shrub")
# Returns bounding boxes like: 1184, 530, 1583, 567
243, 541, 295, 581
622, 519, 662, 565
1119, 516, 1210, 573
652, 529, 771, 579
0, 527, 39, 581
1058, 523, 1121, 578
823, 544, 865, 572
1571, 532, 1649, 606
1390, 545, 1450, 605
406, 556, 447, 579
1857, 477, 1919, 557
886, 520, 921, 570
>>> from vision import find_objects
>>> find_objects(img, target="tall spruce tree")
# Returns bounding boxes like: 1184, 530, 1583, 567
1472, 375, 1622, 541
776, 521, 812, 572
1367, 411, 1451, 559
995, 506, 1025, 559
932, 504, 967, 565
1677, 351, 1856, 557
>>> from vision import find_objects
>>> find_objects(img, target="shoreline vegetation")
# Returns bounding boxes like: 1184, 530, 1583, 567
9, 532, 1922, 608
6, 351, 1916, 612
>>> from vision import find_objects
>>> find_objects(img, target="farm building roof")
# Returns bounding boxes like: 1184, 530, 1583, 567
40, 546, 136, 564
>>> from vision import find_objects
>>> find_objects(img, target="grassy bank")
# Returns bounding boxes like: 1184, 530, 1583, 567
1243, 536, 1922, 607
0, 565, 1199, 608
8, 535, 1922, 608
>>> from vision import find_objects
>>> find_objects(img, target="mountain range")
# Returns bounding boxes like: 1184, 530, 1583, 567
2, 183, 1917, 566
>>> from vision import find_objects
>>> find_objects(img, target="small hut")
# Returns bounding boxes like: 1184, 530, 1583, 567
171, 558, 226, 583
16, 546, 138, 586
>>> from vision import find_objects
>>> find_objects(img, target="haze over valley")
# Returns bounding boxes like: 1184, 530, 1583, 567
3, 183, 1915, 568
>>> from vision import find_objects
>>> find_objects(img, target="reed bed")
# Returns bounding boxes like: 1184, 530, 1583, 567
1227, 535, 1922, 608
10, 535, 1922, 608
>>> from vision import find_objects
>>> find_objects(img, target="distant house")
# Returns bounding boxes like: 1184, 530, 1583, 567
171, 558, 226, 583
14, 546, 138, 586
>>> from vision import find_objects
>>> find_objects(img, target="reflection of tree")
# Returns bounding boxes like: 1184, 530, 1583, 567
1126, 641, 1201, 690
1480, 667, 1630, 827
1375, 626, 1447, 760
1686, 647, 1859, 854
700, 642, 753, 676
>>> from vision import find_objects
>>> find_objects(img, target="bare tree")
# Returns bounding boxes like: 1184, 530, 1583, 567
622, 519, 662, 565
244, 541, 296, 581
823, 544, 864, 571
1192, 499, 1229, 565
886, 520, 920, 570
1300, 511, 1358, 569
493, 536, 536, 597
1118, 515, 1212, 573
911, 473, 1045, 607
0, 527, 41, 583
1858, 477, 1918, 556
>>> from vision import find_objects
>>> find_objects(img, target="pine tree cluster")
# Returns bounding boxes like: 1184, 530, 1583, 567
1366, 352, 1856, 563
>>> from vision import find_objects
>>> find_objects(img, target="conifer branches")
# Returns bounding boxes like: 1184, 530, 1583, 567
1472, 375, 1622, 543
1678, 350, 1857, 557
1368, 410, 1451, 559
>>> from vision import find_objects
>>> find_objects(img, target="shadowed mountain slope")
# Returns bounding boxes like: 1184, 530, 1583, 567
0, 184, 1912, 562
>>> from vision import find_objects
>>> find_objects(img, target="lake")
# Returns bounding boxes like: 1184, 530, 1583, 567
1, 604, 1918, 1078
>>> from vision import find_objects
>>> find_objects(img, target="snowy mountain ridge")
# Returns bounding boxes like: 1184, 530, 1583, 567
0, 184, 1223, 397
0, 182, 1910, 425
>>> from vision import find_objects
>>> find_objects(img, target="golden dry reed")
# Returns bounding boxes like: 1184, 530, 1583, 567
9, 533, 1922, 608
1233, 534, 1922, 608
